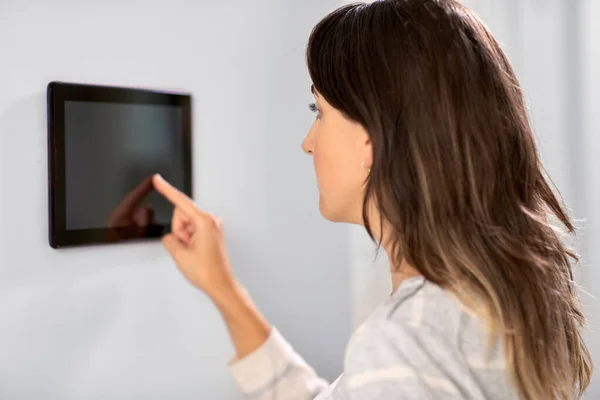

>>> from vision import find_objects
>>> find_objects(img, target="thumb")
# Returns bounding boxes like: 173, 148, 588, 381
162, 233, 189, 263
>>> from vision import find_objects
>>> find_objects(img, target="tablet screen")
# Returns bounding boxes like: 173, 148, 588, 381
64, 101, 184, 230
48, 82, 192, 248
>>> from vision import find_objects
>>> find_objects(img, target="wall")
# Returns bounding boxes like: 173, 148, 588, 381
0, 0, 351, 399
581, 0, 600, 395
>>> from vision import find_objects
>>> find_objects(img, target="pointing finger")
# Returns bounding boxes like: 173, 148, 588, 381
152, 174, 205, 220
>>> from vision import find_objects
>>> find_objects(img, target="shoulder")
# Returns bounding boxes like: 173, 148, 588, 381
344, 277, 469, 374
347, 277, 471, 350
342, 277, 515, 399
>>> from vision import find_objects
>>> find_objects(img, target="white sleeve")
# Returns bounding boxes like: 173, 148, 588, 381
228, 327, 330, 400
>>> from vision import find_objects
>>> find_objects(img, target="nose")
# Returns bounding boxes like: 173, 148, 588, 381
302, 125, 315, 155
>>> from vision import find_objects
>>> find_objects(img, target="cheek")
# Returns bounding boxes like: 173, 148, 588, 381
313, 128, 335, 188
313, 126, 358, 194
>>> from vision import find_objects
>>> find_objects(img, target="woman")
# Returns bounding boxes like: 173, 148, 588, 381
152, 0, 593, 398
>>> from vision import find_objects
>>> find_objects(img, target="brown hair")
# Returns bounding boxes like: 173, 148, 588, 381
307, 1, 592, 398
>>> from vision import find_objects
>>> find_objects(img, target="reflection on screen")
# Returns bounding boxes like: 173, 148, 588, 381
64, 101, 185, 231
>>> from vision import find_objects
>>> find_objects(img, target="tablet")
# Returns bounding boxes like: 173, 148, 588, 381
47, 82, 193, 248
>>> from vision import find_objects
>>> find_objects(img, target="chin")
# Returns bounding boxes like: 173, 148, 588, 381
319, 194, 365, 225
319, 196, 346, 223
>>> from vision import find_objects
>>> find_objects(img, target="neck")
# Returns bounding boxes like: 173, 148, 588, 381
377, 224, 421, 292
361, 208, 422, 292
390, 258, 421, 292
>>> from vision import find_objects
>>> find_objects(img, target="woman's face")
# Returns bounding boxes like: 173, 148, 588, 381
302, 89, 372, 224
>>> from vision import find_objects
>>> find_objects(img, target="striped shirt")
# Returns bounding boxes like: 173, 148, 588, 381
229, 276, 518, 399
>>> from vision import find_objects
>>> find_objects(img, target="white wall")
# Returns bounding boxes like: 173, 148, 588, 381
581, 0, 600, 395
0, 1, 351, 399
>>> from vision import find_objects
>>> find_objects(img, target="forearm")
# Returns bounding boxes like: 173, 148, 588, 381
214, 282, 329, 400
213, 282, 271, 359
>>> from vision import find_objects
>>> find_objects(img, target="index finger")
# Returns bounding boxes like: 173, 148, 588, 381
152, 174, 202, 218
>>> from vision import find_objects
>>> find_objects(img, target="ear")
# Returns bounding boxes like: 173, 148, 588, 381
361, 131, 373, 170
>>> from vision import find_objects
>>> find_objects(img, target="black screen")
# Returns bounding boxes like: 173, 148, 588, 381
63, 101, 185, 231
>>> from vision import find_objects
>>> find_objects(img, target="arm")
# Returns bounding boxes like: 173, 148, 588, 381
217, 285, 329, 399
153, 175, 329, 399
213, 283, 271, 360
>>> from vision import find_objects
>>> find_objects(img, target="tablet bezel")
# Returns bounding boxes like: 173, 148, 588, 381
47, 81, 193, 248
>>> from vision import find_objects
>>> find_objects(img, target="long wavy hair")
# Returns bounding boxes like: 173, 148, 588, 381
306, 1, 592, 398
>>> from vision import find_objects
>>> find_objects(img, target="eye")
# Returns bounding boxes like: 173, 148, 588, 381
309, 103, 321, 119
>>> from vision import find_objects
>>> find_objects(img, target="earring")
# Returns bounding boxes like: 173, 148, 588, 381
362, 161, 371, 174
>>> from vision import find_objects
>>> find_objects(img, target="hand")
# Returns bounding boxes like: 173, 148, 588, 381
153, 174, 271, 359
152, 174, 237, 301
106, 176, 157, 239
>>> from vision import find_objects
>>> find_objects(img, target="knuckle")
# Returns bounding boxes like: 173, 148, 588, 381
196, 213, 211, 225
